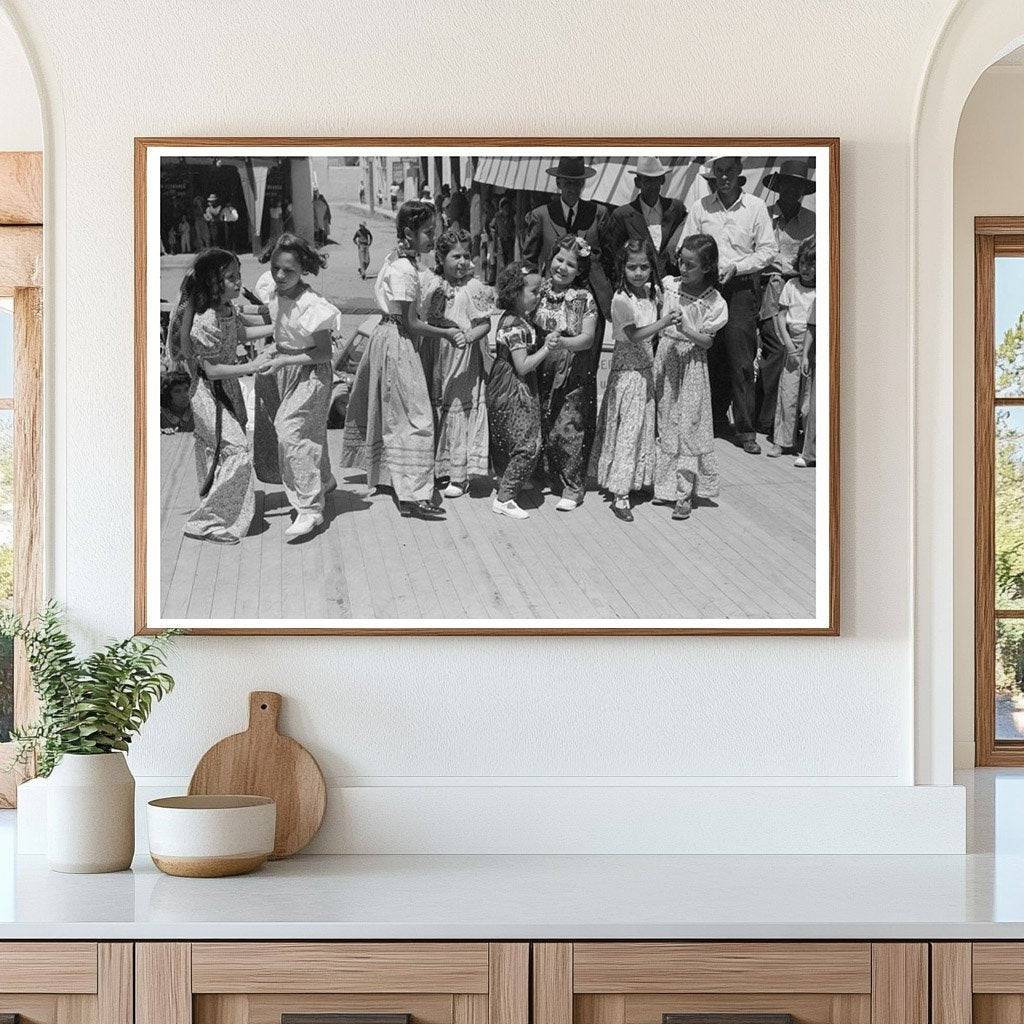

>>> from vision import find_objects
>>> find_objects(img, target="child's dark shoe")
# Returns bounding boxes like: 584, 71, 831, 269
612, 499, 633, 522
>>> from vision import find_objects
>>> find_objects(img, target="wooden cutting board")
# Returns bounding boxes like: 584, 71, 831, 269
188, 691, 326, 859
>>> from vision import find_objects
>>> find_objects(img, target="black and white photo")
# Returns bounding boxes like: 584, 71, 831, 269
137, 141, 838, 634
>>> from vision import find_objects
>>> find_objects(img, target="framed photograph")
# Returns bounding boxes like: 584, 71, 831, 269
135, 137, 839, 635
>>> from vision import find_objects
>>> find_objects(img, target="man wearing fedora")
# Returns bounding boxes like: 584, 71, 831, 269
523, 156, 612, 321
757, 159, 817, 455
601, 156, 687, 277
676, 155, 778, 454
204, 192, 225, 247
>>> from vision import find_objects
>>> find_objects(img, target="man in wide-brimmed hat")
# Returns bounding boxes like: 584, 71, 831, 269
601, 156, 688, 277
204, 192, 226, 247
523, 156, 611, 320
676, 154, 779, 454
523, 156, 612, 503
757, 159, 817, 454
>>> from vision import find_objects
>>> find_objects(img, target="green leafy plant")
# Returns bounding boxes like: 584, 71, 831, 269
0, 602, 178, 777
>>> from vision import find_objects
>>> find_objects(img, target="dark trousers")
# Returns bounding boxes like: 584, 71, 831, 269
709, 280, 759, 439
755, 316, 786, 440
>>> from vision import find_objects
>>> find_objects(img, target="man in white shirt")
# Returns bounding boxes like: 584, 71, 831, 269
677, 156, 779, 454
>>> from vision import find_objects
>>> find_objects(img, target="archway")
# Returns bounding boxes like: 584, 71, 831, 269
913, 0, 1024, 785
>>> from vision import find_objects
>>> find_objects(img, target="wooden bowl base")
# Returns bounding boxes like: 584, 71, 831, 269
151, 853, 268, 878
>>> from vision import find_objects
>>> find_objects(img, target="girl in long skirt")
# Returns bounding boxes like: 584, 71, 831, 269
594, 238, 680, 522
256, 233, 342, 540
486, 263, 552, 519
421, 226, 493, 497
180, 248, 273, 543
340, 200, 467, 519
532, 236, 599, 512
654, 234, 730, 521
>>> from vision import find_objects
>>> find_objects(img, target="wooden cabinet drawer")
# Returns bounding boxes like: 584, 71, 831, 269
138, 942, 528, 1024
535, 943, 926, 1024
932, 943, 1024, 1024
0, 942, 130, 1024
191, 943, 491, 993
0, 942, 98, 993
572, 943, 872, 994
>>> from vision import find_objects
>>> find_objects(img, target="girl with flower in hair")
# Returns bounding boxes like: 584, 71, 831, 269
340, 200, 466, 519
421, 226, 493, 497
532, 235, 600, 512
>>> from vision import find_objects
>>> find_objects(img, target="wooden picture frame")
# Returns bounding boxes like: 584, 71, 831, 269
0, 151, 43, 806
975, 217, 1024, 765
136, 137, 840, 636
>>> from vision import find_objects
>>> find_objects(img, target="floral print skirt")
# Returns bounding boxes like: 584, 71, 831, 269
593, 367, 655, 496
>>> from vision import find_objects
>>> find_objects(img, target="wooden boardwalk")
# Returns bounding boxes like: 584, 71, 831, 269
158, 429, 817, 624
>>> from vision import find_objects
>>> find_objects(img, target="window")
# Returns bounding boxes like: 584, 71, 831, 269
976, 222, 1024, 764
0, 150, 43, 805
0, 300, 11, 744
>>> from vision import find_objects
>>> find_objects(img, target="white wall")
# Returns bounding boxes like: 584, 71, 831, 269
952, 63, 1024, 767
0, 0, 975, 852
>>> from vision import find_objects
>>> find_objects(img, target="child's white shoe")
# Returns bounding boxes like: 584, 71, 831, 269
285, 513, 324, 539
443, 482, 467, 498
794, 456, 815, 468
555, 496, 580, 512
492, 498, 529, 520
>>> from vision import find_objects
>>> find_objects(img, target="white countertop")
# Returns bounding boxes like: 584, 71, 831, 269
1, 770, 1022, 941
1, 849, 1024, 940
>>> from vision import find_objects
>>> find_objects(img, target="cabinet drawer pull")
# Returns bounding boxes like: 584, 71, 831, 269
283, 1016, 412, 1024
665, 1016, 796, 1024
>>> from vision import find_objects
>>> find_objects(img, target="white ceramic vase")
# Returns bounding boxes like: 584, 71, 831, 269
46, 752, 135, 873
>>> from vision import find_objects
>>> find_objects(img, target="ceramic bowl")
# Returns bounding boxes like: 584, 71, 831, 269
146, 795, 276, 877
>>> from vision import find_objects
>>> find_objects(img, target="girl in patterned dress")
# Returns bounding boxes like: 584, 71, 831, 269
257, 234, 343, 540
654, 234, 730, 521
340, 200, 467, 519
421, 227, 493, 497
594, 238, 682, 522
486, 263, 553, 520
533, 236, 600, 512
181, 249, 274, 543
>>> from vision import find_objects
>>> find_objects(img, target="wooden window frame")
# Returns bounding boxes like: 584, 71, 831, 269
0, 151, 43, 806
975, 217, 1024, 765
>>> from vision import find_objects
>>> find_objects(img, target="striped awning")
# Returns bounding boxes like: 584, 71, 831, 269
474, 155, 817, 211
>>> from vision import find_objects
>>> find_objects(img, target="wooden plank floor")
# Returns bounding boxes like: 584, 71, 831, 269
158, 427, 817, 622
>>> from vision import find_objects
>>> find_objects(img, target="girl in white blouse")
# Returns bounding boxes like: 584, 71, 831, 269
257, 234, 343, 540
340, 201, 467, 519
654, 234, 730, 521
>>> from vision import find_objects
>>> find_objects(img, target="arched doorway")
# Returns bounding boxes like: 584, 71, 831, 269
913, 0, 1024, 784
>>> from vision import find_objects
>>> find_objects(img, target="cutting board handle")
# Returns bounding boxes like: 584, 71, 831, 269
248, 691, 282, 734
